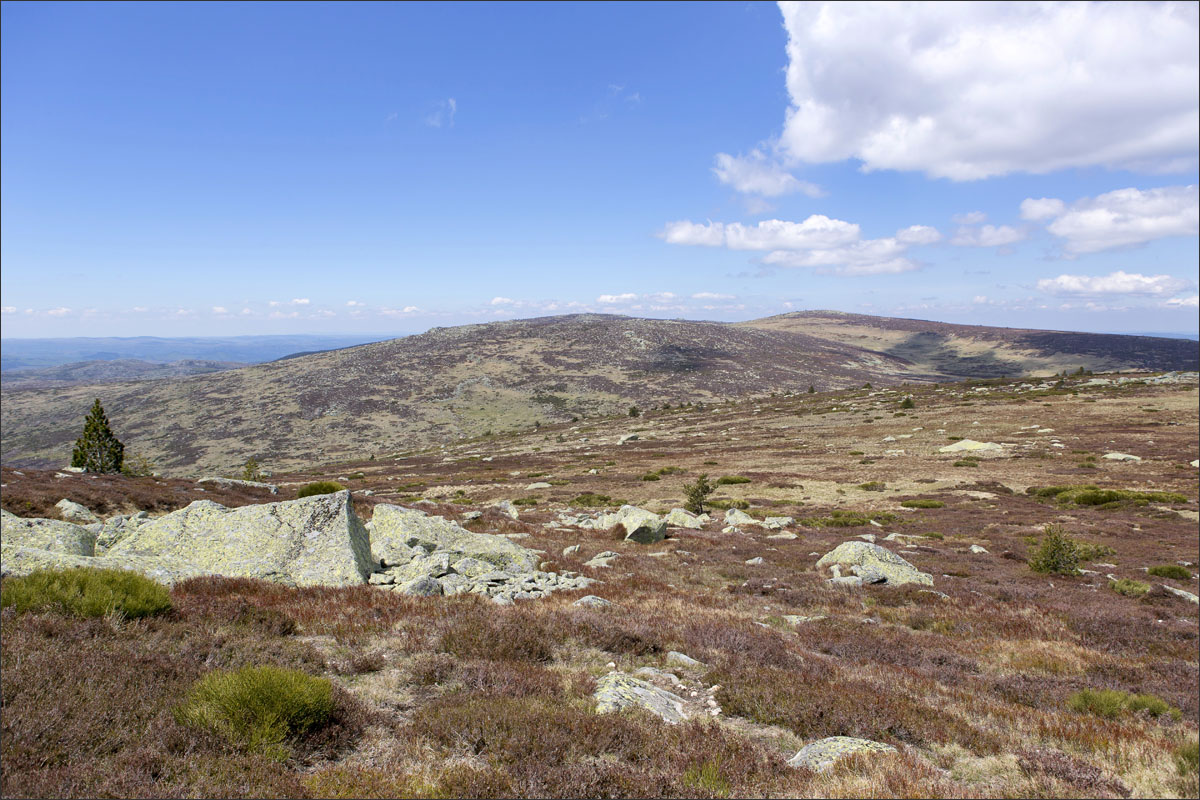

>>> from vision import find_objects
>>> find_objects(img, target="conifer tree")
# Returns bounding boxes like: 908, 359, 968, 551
71, 398, 124, 473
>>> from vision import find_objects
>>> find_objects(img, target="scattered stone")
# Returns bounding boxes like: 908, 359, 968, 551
617, 434, 640, 445
585, 551, 620, 568
196, 476, 279, 494
1102, 452, 1141, 462
816, 541, 934, 586
491, 500, 521, 519
461, 510, 483, 521
1161, 585, 1199, 604
562, 544, 582, 556
762, 516, 794, 529
54, 499, 100, 525
723, 508, 755, 527
582, 505, 667, 544
525, 481, 553, 490
788, 736, 897, 772
767, 532, 799, 540
573, 595, 613, 608
665, 650, 705, 669
594, 672, 687, 724
783, 614, 827, 624
969, 545, 989, 554
855, 533, 877, 543
938, 440, 1004, 454
663, 508, 708, 529
745, 556, 764, 565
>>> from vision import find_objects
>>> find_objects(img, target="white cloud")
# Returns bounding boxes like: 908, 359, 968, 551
346, 300, 364, 307
1, 306, 15, 313
777, 2, 1199, 179
46, 307, 72, 316
953, 211, 987, 225
402, 305, 420, 313
1037, 270, 1191, 296
712, 150, 823, 197
211, 306, 228, 314
895, 225, 942, 245
691, 292, 735, 300
660, 216, 860, 250
950, 224, 1026, 247
1035, 185, 1199, 254
424, 98, 457, 128
1163, 294, 1199, 308
291, 298, 310, 305
490, 296, 516, 306
597, 293, 638, 304
1019, 197, 1066, 221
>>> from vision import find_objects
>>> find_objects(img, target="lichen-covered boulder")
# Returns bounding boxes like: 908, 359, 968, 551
724, 508, 755, 527
55, 499, 101, 525
93, 511, 150, 552
788, 736, 897, 772
2, 509, 96, 556
1101, 452, 1141, 462
816, 541, 933, 586
369, 503, 540, 572
196, 476, 279, 494
663, 508, 708, 529
594, 671, 688, 723
109, 490, 374, 587
0, 545, 205, 586
590, 505, 666, 544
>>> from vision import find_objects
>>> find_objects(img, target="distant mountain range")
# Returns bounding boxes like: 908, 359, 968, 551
2, 311, 1196, 477
0, 333, 402, 372
0, 359, 246, 389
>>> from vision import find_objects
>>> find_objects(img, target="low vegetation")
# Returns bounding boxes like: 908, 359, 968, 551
0, 567, 172, 619
1027, 484, 1189, 508
296, 481, 346, 498
1068, 688, 1182, 721
899, 499, 944, 508
1149, 564, 1193, 580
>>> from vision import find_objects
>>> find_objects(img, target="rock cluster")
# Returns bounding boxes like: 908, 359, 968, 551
816, 541, 934, 587
559, 505, 667, 544
594, 671, 688, 724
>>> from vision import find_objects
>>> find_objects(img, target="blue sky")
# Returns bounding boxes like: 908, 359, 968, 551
2, 1, 1197, 338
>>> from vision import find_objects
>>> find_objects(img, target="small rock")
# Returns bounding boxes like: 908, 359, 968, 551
665, 650, 705, 669
745, 556, 764, 565
788, 736, 897, 772
594, 672, 687, 723
573, 595, 613, 608
397, 575, 443, 596
969, 545, 989, 554
525, 482, 553, 490
1102, 452, 1141, 462
562, 544, 582, 556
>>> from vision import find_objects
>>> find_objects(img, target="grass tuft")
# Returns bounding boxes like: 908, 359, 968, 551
296, 481, 345, 498
1, 567, 171, 620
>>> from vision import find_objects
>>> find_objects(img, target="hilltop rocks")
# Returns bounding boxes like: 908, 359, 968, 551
816, 541, 933, 587
939, 440, 1004, 454
110, 490, 374, 587
2, 509, 96, 557
594, 672, 688, 724
55, 499, 100, 525
788, 736, 897, 772
196, 476, 279, 494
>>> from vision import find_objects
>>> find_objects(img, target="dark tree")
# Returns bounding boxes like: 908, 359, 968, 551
71, 398, 124, 473
683, 473, 714, 515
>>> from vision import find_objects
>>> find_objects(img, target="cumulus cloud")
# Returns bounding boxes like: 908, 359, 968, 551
1036, 270, 1191, 297
346, 300, 365, 307
691, 292, 735, 300
662, 215, 939, 276
291, 298, 310, 305
1031, 185, 1199, 254
46, 307, 72, 316
597, 293, 639, 304
776, 2, 1199, 179
950, 224, 1026, 247
953, 211, 988, 225
490, 296, 516, 305
712, 150, 823, 197
1163, 295, 1199, 308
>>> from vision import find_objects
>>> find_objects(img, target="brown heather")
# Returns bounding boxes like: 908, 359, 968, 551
2, 369, 1198, 797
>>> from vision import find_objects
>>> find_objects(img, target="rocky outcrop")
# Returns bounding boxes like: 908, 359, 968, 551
55, 499, 100, 525
92, 511, 150, 551
816, 541, 933, 586
788, 736, 897, 772
196, 476, 279, 494
2, 509, 96, 557
573, 505, 666, 544
594, 671, 688, 723
110, 490, 374, 587
369, 503, 540, 572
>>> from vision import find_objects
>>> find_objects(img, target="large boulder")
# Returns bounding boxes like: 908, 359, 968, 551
369, 503, 540, 572
93, 511, 150, 552
815, 541, 933, 586
109, 490, 374, 587
0, 545, 205, 586
724, 508, 755, 527
2, 509, 96, 556
788, 736, 897, 772
587, 505, 666, 544
55, 499, 101, 525
594, 671, 688, 723
663, 508, 707, 529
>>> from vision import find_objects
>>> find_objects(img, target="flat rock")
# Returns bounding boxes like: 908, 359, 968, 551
574, 595, 613, 608
586, 505, 666, 544
1102, 452, 1142, 462
525, 482, 553, 490
1161, 584, 1199, 604
816, 541, 933, 587
490, 500, 520, 519
938, 439, 1003, 453
969, 545, 989, 554
196, 476, 279, 494
110, 490, 374, 587
788, 736, 897, 772
370, 503, 540, 572
594, 671, 688, 724
665, 650, 705, 669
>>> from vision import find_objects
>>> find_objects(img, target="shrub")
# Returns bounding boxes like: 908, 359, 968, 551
1109, 578, 1150, 597
296, 481, 345, 498
683, 474, 715, 515
175, 665, 335, 759
953, 459, 979, 468
121, 451, 157, 477
241, 456, 262, 481
641, 473, 661, 481
1068, 688, 1181, 721
512, 496, 539, 507
628, 406, 641, 418
715, 475, 751, 485
1028, 526, 1080, 575
900, 499, 944, 508
1177, 740, 1199, 776
572, 492, 616, 508
857, 481, 886, 492
71, 398, 124, 474
900, 396, 915, 409
707, 498, 749, 511
1, 567, 171, 619
1149, 564, 1192, 580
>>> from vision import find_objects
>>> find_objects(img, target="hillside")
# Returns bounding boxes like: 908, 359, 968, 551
2, 312, 1197, 477
741, 311, 1200, 379
0, 358, 245, 389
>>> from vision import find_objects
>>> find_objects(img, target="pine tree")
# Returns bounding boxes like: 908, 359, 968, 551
71, 398, 124, 473
683, 474, 714, 515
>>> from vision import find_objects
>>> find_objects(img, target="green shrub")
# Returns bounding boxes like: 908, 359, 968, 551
682, 760, 730, 797
1, 567, 171, 619
715, 475, 751, 485
1068, 688, 1181, 721
857, 481, 886, 492
1148, 564, 1192, 580
1028, 526, 1080, 575
900, 499, 944, 509
572, 492, 616, 508
1109, 578, 1150, 597
899, 396, 915, 409
512, 497, 539, 507
175, 665, 334, 760
848, 450, 865, 456
296, 481, 345, 498
707, 498, 749, 511
1027, 484, 1187, 507
1176, 740, 1199, 776
1074, 541, 1115, 562
641, 473, 662, 481
953, 459, 979, 468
